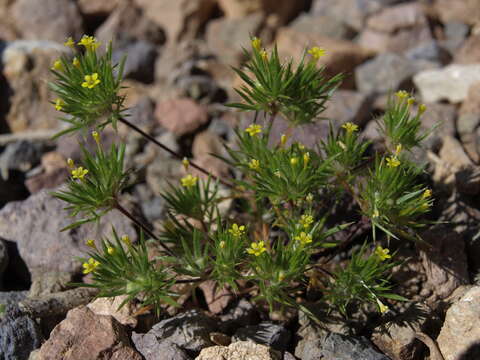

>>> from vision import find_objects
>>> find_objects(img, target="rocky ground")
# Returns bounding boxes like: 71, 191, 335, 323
0, 0, 480, 359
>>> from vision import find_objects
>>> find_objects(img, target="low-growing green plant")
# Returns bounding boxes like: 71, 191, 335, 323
49, 35, 434, 318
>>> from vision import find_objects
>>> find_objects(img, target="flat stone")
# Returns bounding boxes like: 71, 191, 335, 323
232, 322, 291, 351
366, 3, 427, 33
196, 341, 281, 360
323, 90, 371, 126
87, 295, 138, 328
289, 13, 355, 40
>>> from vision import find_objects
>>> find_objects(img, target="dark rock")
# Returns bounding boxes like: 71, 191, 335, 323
405, 41, 450, 64
219, 299, 260, 333
0, 239, 7, 287
131, 337, 191, 360
355, 53, 417, 94
0, 291, 28, 308
0, 140, 44, 180
0, 308, 43, 360
112, 40, 157, 83
132, 310, 218, 355
233, 322, 291, 352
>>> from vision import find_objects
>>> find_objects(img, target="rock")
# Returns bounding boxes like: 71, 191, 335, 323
78, 0, 120, 15
437, 286, 480, 360
414, 64, 480, 103
456, 113, 480, 162
10, 0, 83, 43
132, 337, 191, 360
95, 0, 165, 46
456, 166, 480, 195
323, 90, 371, 126
36, 306, 142, 360
434, 0, 480, 26
25, 151, 69, 194
0, 307, 43, 360
196, 341, 281, 360
146, 157, 183, 195
219, 299, 260, 333
140, 196, 165, 223
289, 14, 355, 40
1, 40, 67, 132
112, 40, 157, 83
132, 0, 216, 43
372, 303, 441, 360
442, 22, 469, 54
206, 13, 263, 66
455, 35, 480, 64
406, 41, 450, 64
0, 291, 28, 308
0, 238, 7, 287
0, 188, 136, 276
132, 310, 218, 355
232, 323, 291, 352
460, 81, 480, 116
28, 271, 72, 298
87, 296, 137, 328
155, 98, 209, 136
296, 331, 390, 360
218, 0, 306, 24
366, 3, 427, 33
355, 53, 417, 94
420, 103, 456, 149
0, 140, 44, 180
275, 28, 373, 89
191, 131, 229, 179
199, 280, 234, 315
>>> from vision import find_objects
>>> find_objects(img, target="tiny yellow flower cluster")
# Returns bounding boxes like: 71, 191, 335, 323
303, 152, 310, 166
342, 122, 358, 133
78, 35, 101, 51
82, 73, 101, 89
299, 214, 314, 228
82, 258, 100, 274
52, 59, 64, 72
181, 174, 198, 188
55, 98, 65, 111
67, 158, 75, 169
86, 239, 96, 248
229, 223, 245, 238
395, 90, 409, 99
73, 57, 80, 68
64, 37, 75, 48
71, 166, 88, 180
247, 241, 266, 256
308, 46, 326, 60
251, 37, 262, 52
386, 156, 400, 168
122, 235, 131, 246
375, 246, 391, 261
245, 124, 262, 137
249, 159, 260, 170
107, 246, 115, 255
295, 232, 313, 245
422, 188, 432, 199
182, 158, 190, 170
290, 157, 298, 166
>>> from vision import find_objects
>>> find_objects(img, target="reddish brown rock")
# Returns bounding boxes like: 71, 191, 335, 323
25, 151, 69, 193
460, 81, 480, 116
87, 296, 138, 328
434, 0, 480, 26
455, 34, 480, 64
366, 3, 427, 33
37, 306, 142, 360
199, 280, 234, 315
155, 98, 209, 136
358, 26, 433, 54
191, 131, 229, 179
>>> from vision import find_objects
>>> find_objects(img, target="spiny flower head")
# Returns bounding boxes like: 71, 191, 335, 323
308, 46, 326, 60
82, 258, 100, 274
78, 35, 100, 51
245, 124, 262, 137
55, 98, 65, 111
247, 241, 266, 256
386, 156, 400, 168
181, 174, 198, 188
342, 122, 358, 133
299, 214, 314, 228
82, 73, 101, 89
71, 166, 88, 180
375, 246, 391, 261
295, 232, 313, 245
251, 37, 262, 51
249, 159, 260, 170
229, 223, 246, 238
52, 59, 64, 71
64, 37, 75, 48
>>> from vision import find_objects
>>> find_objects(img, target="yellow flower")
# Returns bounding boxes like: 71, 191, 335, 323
372, 209, 380, 218
280, 134, 288, 147
121, 235, 131, 246
251, 37, 262, 51
278, 271, 286, 282
386, 156, 400, 168
306, 193, 314, 202
52, 59, 64, 71
182, 157, 190, 170
181, 174, 198, 188
67, 158, 74, 169
308, 46, 326, 60
78, 35, 100, 51
299, 214, 314, 228
54, 98, 65, 111
64, 37, 75, 48
92, 131, 100, 144
395, 90, 409, 99
298, 143, 305, 150
303, 152, 310, 166
72, 57, 80, 68
375, 246, 391, 261
395, 144, 402, 156
86, 239, 96, 249
249, 159, 260, 170
407, 97, 415, 106
295, 232, 313, 245
219, 241, 226, 249
377, 299, 389, 314
260, 50, 268, 61
247, 241, 266, 256
342, 122, 358, 133
245, 124, 262, 137
418, 104, 427, 115
82, 258, 100, 274
82, 73, 101, 89
422, 189, 432, 199
229, 223, 245, 238
71, 166, 88, 180
290, 157, 298, 166
107, 247, 115, 255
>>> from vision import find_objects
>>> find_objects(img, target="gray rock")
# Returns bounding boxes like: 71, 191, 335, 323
232, 322, 291, 352
355, 53, 417, 94
132, 310, 218, 355
0, 307, 43, 360
132, 337, 191, 360
443, 22, 469, 54
141, 197, 165, 223
0, 239, 7, 287
290, 14, 355, 40
323, 90, 371, 126
413, 64, 480, 103
0, 141, 44, 180
113, 40, 158, 84
0, 188, 136, 276
0, 291, 28, 308
219, 299, 260, 334
405, 41, 449, 64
